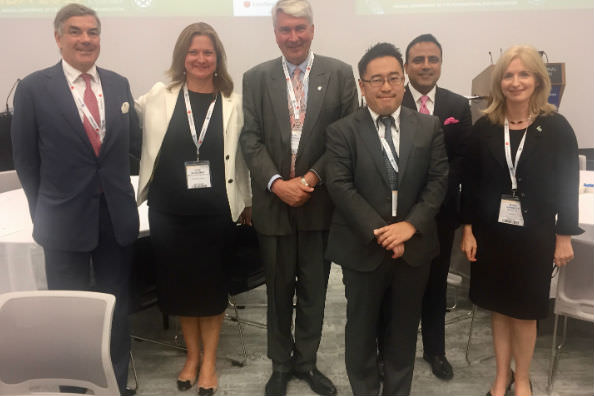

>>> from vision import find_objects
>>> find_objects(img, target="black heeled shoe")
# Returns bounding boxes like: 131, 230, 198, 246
177, 378, 197, 391
197, 386, 217, 396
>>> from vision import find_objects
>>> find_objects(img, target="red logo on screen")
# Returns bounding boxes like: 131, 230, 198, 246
244, 1, 251, 8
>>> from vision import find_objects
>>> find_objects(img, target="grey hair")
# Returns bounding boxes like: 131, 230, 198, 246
271, 0, 313, 27
54, 3, 101, 37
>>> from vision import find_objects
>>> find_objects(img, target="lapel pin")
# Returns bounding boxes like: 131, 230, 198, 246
536, 125, 542, 134
121, 101, 129, 114
317, 86, 322, 91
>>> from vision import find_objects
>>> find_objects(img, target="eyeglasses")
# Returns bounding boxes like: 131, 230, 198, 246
361, 75, 405, 88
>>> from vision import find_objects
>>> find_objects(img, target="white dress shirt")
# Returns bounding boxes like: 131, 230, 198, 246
407, 83, 436, 116
61, 59, 105, 141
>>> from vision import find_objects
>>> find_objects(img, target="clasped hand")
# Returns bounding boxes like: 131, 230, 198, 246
373, 221, 416, 259
271, 175, 315, 207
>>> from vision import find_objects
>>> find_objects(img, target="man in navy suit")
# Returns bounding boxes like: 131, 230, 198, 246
11, 4, 140, 394
402, 33, 472, 380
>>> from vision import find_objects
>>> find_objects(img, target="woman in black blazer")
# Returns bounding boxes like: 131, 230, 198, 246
460, 45, 582, 396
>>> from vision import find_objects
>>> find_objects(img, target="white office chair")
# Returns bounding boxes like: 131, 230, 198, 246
0, 170, 21, 193
0, 290, 120, 395
547, 237, 594, 393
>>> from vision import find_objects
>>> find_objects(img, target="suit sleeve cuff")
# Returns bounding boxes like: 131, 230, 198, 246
267, 174, 282, 191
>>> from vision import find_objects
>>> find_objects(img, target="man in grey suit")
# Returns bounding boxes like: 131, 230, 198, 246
239, 0, 357, 395
325, 43, 448, 395
11, 4, 139, 395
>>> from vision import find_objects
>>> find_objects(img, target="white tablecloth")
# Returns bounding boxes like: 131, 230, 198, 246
0, 176, 148, 292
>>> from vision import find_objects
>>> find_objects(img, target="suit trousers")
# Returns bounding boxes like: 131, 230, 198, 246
257, 230, 331, 372
420, 217, 456, 357
44, 195, 133, 392
343, 257, 430, 396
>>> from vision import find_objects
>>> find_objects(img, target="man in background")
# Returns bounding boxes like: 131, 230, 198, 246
403, 33, 472, 381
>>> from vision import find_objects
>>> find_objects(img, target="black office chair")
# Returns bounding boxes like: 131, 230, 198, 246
225, 224, 266, 367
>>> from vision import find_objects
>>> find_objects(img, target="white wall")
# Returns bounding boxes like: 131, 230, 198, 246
1, 2, 593, 147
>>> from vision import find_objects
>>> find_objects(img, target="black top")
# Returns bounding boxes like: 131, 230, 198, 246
148, 90, 229, 216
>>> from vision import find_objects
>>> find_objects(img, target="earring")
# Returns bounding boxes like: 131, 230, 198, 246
214, 71, 218, 77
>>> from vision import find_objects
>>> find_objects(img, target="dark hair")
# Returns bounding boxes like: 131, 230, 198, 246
54, 3, 100, 37
167, 22, 233, 97
358, 42, 403, 78
405, 33, 442, 63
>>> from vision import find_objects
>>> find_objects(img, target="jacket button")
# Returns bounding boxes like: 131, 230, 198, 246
225, 155, 230, 160
518, 177, 522, 182
523, 209, 528, 213
228, 179, 233, 184
520, 192, 525, 197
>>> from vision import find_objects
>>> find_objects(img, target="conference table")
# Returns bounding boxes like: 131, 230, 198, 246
0, 178, 593, 293
0, 176, 148, 292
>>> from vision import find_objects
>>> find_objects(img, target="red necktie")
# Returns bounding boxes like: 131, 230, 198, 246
289, 67, 305, 178
419, 95, 430, 115
81, 73, 101, 156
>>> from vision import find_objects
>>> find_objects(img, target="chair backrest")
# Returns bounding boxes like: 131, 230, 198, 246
554, 238, 594, 322
0, 290, 120, 395
0, 170, 20, 193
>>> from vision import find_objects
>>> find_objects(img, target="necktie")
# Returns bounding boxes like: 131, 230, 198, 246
419, 95, 430, 115
81, 73, 101, 156
289, 67, 305, 178
379, 115, 398, 189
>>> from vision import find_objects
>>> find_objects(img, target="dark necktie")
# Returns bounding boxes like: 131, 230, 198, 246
81, 73, 101, 157
378, 115, 398, 189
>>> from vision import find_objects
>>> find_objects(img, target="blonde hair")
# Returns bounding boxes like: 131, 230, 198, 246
167, 22, 233, 97
484, 44, 556, 125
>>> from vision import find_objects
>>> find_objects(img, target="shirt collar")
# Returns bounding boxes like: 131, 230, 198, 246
407, 83, 436, 105
61, 59, 99, 83
367, 106, 401, 129
286, 53, 311, 77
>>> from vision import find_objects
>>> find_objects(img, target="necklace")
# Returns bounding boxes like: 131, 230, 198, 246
508, 114, 532, 125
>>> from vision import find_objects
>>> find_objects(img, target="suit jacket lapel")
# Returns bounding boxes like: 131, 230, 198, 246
222, 94, 232, 135
516, 116, 542, 170
433, 86, 447, 122
47, 63, 95, 154
98, 68, 117, 153
485, 125, 507, 170
268, 58, 291, 148
299, 59, 329, 157
402, 86, 416, 110
397, 107, 415, 181
357, 109, 391, 189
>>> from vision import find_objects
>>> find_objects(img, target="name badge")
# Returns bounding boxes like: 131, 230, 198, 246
291, 129, 302, 154
498, 194, 524, 227
185, 161, 211, 189
392, 190, 398, 217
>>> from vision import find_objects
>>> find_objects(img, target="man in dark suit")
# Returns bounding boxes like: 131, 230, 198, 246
239, 1, 357, 395
402, 33, 472, 380
325, 42, 448, 395
11, 4, 139, 394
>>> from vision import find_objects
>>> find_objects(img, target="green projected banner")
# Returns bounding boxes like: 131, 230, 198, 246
0, 0, 277, 17
357, 0, 594, 15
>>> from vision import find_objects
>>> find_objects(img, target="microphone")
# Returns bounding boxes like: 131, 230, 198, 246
488, 51, 493, 65
3, 78, 21, 115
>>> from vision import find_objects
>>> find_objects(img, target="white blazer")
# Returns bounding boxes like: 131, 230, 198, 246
135, 82, 251, 221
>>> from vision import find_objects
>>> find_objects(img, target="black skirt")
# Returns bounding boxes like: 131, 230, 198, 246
469, 221, 555, 320
149, 207, 234, 316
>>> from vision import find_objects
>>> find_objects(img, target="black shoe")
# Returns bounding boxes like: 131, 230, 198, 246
198, 386, 217, 396
423, 353, 454, 380
177, 378, 196, 391
265, 371, 292, 396
293, 368, 337, 396
121, 387, 136, 396
486, 371, 515, 396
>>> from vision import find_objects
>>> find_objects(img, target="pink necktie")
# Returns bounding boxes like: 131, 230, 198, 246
81, 73, 101, 157
289, 67, 305, 178
419, 95, 430, 115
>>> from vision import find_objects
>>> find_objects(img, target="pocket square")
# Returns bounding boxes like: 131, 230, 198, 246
444, 117, 459, 125
121, 102, 129, 114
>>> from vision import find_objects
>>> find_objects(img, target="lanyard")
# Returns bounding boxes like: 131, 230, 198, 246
281, 52, 314, 122
503, 118, 527, 192
379, 125, 399, 173
183, 83, 217, 161
67, 75, 106, 141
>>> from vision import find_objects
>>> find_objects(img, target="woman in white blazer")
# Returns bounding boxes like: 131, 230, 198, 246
135, 22, 251, 395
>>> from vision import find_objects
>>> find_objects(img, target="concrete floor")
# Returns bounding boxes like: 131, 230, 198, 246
127, 264, 593, 396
